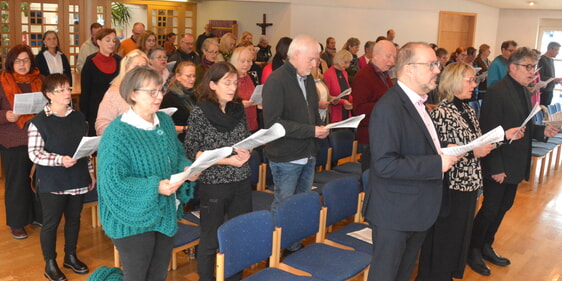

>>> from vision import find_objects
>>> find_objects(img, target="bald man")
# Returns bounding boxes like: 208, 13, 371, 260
351, 40, 396, 170
118, 22, 145, 56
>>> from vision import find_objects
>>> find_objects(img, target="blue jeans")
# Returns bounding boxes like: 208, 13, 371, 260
270, 158, 316, 220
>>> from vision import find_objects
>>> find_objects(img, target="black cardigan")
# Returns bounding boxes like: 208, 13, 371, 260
35, 51, 73, 86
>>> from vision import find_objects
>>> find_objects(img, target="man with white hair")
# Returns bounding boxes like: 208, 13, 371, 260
263, 36, 329, 250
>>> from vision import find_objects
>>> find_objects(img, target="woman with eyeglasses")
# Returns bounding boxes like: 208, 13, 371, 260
196, 38, 220, 87
95, 49, 149, 135
27, 74, 94, 281
80, 28, 121, 136
230, 47, 258, 132
149, 47, 171, 90
0, 44, 43, 240
162, 61, 198, 141
415, 63, 521, 281
35, 31, 72, 86
95, 66, 196, 281
446, 47, 468, 66
137, 30, 158, 56
324, 49, 354, 122
184, 62, 252, 281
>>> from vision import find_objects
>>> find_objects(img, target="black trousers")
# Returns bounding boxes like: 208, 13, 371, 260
38, 192, 84, 260
113, 231, 174, 281
540, 91, 553, 106
470, 178, 518, 249
197, 178, 252, 281
368, 226, 427, 281
0, 145, 40, 228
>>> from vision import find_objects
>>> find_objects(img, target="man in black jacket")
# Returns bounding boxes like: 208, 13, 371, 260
263, 35, 329, 241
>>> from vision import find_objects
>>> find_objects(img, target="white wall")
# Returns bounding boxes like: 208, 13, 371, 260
496, 9, 562, 53
197, 0, 500, 56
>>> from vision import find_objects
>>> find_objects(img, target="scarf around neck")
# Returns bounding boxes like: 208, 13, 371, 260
1, 68, 42, 128
198, 100, 244, 132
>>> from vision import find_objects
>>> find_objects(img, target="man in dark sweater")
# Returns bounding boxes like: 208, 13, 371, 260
539, 41, 562, 106
262, 35, 329, 242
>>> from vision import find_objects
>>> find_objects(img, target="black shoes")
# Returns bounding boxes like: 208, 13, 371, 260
44, 259, 67, 281
467, 248, 491, 276
63, 254, 89, 274
482, 244, 511, 266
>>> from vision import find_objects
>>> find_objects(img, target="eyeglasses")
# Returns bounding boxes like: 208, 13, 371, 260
52, 87, 73, 94
14, 58, 31, 64
206, 50, 219, 55
408, 61, 441, 71
463, 77, 478, 83
152, 56, 168, 60
515, 63, 538, 71
134, 88, 163, 97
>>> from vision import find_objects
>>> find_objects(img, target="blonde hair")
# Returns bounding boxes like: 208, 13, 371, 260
438, 62, 475, 102
219, 33, 237, 53
333, 50, 352, 68
229, 46, 252, 70
112, 49, 150, 85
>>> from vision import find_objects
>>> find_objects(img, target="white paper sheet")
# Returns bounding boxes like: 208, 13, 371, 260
328, 88, 352, 102
346, 227, 373, 244
325, 114, 365, 129
544, 120, 562, 128
159, 107, 178, 116
13, 92, 48, 114
170, 147, 233, 184
249, 85, 264, 105
166, 61, 176, 73
441, 126, 505, 156
531, 77, 556, 92
232, 123, 285, 150
509, 103, 542, 144
72, 136, 102, 159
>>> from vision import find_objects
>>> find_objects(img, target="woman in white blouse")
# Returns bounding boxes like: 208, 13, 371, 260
35, 31, 72, 86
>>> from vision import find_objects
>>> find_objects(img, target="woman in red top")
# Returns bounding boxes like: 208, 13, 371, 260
323, 50, 353, 122
230, 47, 258, 132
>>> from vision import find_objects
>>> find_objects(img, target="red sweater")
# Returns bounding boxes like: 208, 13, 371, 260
351, 63, 393, 144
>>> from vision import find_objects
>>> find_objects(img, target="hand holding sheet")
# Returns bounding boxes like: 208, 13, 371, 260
325, 114, 365, 129
232, 123, 285, 150
72, 136, 102, 159
509, 103, 542, 144
170, 147, 233, 184
328, 88, 352, 102
249, 85, 264, 105
441, 126, 505, 156
13, 92, 48, 114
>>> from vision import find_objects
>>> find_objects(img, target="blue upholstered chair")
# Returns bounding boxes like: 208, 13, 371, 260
328, 129, 362, 181
274, 192, 371, 281
322, 177, 372, 255
216, 210, 324, 281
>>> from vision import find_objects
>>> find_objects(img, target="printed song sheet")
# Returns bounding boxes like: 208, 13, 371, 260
441, 126, 504, 156
328, 88, 352, 102
509, 103, 542, 144
159, 107, 178, 116
13, 92, 48, 114
249, 85, 264, 105
170, 147, 233, 184
325, 114, 365, 129
531, 77, 556, 92
346, 227, 373, 244
72, 136, 102, 159
232, 123, 285, 150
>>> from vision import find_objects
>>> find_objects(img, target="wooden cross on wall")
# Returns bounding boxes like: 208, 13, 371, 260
256, 14, 273, 35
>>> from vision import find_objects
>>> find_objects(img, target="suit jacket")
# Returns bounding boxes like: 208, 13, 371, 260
351, 62, 393, 144
363, 84, 443, 232
480, 75, 547, 184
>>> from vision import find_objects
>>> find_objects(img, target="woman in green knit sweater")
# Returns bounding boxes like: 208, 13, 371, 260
96, 66, 197, 281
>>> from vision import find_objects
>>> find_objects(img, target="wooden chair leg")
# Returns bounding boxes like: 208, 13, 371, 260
114, 246, 120, 268
547, 151, 553, 176
556, 146, 561, 170
539, 157, 546, 184
530, 157, 538, 184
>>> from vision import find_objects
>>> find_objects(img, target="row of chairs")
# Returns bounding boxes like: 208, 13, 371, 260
217, 176, 372, 281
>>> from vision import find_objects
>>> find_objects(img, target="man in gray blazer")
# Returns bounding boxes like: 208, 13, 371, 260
363, 42, 458, 281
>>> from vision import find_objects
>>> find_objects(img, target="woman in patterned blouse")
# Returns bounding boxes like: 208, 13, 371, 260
416, 62, 522, 281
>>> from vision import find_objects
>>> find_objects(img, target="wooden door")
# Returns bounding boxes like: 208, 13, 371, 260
437, 11, 477, 54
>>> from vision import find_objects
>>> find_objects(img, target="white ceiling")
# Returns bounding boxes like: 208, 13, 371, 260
469, 0, 562, 9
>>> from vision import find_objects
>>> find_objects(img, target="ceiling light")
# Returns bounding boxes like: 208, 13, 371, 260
529, 1, 536, 5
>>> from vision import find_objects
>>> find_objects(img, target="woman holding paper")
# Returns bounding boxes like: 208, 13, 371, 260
416, 63, 521, 281
323, 49, 353, 122
184, 61, 251, 281
96, 66, 196, 281
230, 46, 258, 132
0, 44, 43, 240
27, 74, 94, 281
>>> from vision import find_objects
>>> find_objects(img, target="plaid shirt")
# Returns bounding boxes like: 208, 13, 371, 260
28, 105, 93, 195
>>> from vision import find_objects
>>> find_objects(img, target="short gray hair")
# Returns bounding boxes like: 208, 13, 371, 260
287, 35, 321, 60
508, 47, 539, 65
120, 66, 163, 106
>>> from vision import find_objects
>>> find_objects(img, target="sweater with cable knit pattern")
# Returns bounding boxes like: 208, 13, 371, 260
98, 111, 193, 239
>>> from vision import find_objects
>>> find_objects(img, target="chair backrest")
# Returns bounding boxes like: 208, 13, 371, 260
323, 177, 360, 227
547, 104, 557, 115
534, 109, 545, 125
249, 150, 262, 187
555, 103, 561, 113
316, 138, 331, 168
361, 169, 369, 193
217, 210, 274, 278
328, 129, 355, 162
275, 192, 322, 249
468, 100, 480, 118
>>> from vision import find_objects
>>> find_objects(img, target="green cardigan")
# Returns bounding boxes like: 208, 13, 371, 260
98, 112, 193, 239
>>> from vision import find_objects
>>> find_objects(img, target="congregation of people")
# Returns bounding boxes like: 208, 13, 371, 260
1, 19, 561, 281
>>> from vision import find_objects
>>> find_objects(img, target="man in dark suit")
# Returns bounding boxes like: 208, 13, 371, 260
363, 42, 458, 281
467, 47, 560, 276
